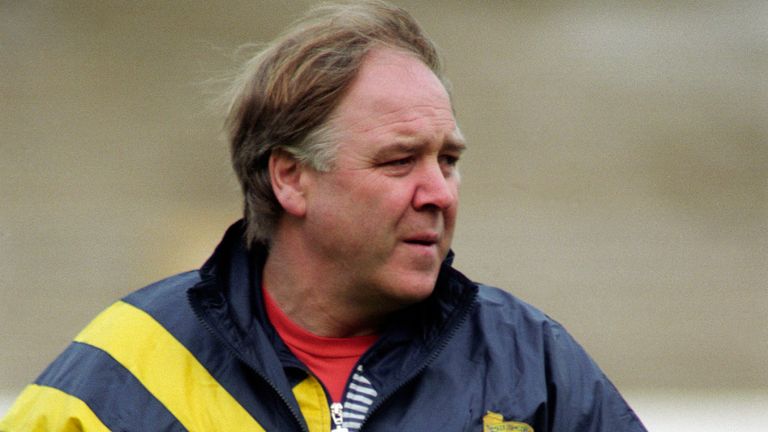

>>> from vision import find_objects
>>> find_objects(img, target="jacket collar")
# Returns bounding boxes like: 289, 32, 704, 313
190, 220, 478, 387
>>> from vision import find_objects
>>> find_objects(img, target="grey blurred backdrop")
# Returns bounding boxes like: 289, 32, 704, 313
1, 0, 766, 403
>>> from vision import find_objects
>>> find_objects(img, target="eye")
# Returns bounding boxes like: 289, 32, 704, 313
377, 156, 416, 176
383, 156, 415, 167
439, 154, 460, 167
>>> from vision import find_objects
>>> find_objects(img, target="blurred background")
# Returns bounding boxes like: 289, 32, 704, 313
1, 1, 766, 429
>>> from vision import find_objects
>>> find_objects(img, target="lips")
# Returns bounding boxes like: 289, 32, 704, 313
403, 233, 440, 247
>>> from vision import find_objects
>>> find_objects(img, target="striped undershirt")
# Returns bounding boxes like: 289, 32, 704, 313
341, 367, 378, 431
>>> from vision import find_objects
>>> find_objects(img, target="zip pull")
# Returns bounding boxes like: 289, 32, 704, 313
330, 402, 349, 432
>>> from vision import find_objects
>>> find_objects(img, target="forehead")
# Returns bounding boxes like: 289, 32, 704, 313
331, 48, 461, 145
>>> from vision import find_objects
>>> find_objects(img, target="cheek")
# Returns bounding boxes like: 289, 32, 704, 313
373, 190, 416, 226
350, 179, 414, 212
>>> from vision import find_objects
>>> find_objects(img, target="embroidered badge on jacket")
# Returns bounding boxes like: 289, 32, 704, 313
483, 411, 534, 432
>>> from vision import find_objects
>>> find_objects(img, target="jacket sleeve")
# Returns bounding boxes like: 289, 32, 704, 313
0, 384, 110, 432
544, 322, 647, 432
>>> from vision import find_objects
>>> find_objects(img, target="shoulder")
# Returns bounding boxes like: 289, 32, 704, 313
85, 270, 210, 361
4, 271, 207, 431
474, 284, 615, 366
464, 283, 609, 396
470, 284, 595, 364
74, 270, 208, 343
69, 270, 207, 368
123, 270, 202, 309
49, 270, 209, 389
465, 284, 646, 431
474, 284, 545, 317
472, 284, 566, 340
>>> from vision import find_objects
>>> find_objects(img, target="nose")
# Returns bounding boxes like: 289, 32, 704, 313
412, 161, 458, 211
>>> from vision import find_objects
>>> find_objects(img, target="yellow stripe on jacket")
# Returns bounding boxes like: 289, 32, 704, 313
0, 384, 109, 432
74, 300, 265, 431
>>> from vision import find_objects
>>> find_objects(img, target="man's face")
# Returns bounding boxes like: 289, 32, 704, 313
300, 48, 465, 310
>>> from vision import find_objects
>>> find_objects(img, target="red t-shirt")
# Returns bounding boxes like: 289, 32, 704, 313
263, 287, 378, 402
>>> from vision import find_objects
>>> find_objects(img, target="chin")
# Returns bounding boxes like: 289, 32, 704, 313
383, 273, 439, 306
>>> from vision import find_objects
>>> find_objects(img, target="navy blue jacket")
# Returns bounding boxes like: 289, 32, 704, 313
1, 221, 646, 431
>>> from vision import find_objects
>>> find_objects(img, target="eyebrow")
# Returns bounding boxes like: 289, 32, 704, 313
444, 134, 468, 153
373, 136, 467, 160
446, 127, 468, 153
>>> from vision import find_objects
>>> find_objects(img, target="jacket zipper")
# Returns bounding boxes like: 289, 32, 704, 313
330, 402, 349, 432
355, 287, 478, 430
189, 291, 309, 432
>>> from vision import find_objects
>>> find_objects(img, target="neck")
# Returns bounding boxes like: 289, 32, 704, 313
262, 227, 389, 338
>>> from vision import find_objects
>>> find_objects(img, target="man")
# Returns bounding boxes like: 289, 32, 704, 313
2, 1, 646, 431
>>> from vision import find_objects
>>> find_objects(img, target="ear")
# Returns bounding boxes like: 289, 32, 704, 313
269, 149, 308, 217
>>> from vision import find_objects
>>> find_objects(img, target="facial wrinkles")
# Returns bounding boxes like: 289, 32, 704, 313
328, 149, 452, 241
348, 103, 456, 135
343, 117, 460, 170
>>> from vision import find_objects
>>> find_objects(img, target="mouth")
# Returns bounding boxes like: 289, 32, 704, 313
403, 233, 440, 247
404, 239, 437, 246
